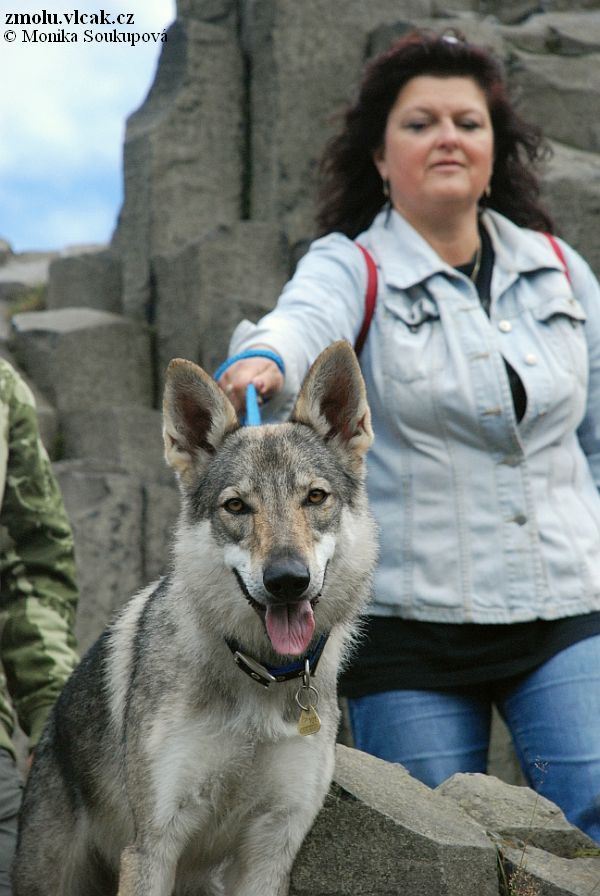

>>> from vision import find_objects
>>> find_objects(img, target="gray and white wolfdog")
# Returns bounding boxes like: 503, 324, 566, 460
13, 340, 377, 896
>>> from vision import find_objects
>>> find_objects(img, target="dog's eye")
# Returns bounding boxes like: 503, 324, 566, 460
223, 497, 248, 515
306, 489, 328, 506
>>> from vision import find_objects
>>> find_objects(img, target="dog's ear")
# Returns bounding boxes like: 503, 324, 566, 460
291, 341, 373, 466
163, 359, 239, 486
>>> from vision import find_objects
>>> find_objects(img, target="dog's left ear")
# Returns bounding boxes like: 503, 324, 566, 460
163, 358, 239, 487
291, 341, 373, 467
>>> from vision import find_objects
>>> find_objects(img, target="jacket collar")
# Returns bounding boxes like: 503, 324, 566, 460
359, 208, 566, 290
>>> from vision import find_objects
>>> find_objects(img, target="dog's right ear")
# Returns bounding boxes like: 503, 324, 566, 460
163, 359, 239, 487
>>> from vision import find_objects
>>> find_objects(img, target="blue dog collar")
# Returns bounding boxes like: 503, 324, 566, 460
225, 632, 330, 688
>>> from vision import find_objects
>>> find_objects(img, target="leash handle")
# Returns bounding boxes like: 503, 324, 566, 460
213, 349, 285, 381
214, 349, 285, 427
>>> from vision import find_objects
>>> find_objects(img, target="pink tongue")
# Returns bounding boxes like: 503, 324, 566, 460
265, 600, 315, 656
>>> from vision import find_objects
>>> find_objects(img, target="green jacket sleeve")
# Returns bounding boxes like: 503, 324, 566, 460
0, 361, 79, 753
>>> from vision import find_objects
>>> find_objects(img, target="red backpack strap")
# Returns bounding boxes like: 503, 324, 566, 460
545, 233, 571, 285
354, 243, 378, 356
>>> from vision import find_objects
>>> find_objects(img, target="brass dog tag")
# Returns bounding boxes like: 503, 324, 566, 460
297, 705, 321, 736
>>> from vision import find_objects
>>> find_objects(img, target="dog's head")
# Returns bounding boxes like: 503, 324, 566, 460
162, 341, 376, 657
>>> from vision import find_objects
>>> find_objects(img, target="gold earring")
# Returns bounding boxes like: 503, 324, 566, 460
382, 179, 390, 199
484, 184, 491, 198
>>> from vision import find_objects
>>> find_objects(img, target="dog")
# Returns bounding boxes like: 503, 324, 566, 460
13, 340, 377, 896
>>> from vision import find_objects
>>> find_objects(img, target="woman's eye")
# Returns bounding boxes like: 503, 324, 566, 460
223, 498, 248, 515
459, 120, 480, 130
306, 489, 328, 506
406, 121, 427, 131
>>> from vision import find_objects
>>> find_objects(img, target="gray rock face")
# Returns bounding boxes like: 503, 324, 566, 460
291, 745, 500, 896
288, 747, 600, 896
499, 845, 600, 896
142, 481, 180, 583
46, 249, 122, 313
61, 405, 171, 483
541, 141, 600, 275
113, 9, 244, 318
437, 773, 597, 858
54, 462, 146, 652
508, 50, 600, 154
0, 250, 58, 288
480, 0, 600, 24
11, 308, 153, 414
153, 221, 290, 388
501, 11, 600, 55
55, 461, 179, 652
244, 0, 427, 251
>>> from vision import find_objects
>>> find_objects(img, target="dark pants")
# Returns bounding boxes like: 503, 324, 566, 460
0, 750, 21, 895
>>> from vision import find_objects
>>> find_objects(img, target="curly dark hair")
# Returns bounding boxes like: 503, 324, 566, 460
316, 29, 554, 238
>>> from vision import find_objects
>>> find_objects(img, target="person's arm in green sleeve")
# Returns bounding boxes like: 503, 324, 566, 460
0, 362, 79, 753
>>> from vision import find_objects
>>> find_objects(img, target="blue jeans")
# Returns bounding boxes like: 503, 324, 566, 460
348, 635, 600, 842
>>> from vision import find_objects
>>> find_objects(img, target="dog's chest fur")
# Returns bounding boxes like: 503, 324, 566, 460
129, 689, 332, 865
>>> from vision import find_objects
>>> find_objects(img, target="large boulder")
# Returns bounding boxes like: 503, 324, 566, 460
437, 773, 597, 858
291, 744, 500, 896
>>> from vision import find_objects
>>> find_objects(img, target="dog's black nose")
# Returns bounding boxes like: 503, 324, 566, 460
263, 559, 310, 601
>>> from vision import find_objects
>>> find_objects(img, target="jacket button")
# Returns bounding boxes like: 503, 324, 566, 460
512, 514, 528, 526
525, 353, 538, 365
498, 320, 512, 333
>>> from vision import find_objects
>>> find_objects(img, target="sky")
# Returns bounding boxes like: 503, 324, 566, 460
0, 0, 176, 253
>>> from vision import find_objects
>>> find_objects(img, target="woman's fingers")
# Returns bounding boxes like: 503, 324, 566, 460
218, 358, 284, 414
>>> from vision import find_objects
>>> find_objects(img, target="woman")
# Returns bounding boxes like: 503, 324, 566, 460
219, 31, 600, 840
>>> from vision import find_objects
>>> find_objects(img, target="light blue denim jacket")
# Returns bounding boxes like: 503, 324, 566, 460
230, 208, 600, 622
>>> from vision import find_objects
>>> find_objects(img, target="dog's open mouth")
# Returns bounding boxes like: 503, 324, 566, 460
233, 570, 319, 656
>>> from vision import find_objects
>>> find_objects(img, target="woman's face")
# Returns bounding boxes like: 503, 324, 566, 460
374, 75, 494, 225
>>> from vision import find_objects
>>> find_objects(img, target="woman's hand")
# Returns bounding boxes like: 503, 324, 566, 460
217, 348, 285, 415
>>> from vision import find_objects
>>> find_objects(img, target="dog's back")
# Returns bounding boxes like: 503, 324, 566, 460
13, 342, 377, 896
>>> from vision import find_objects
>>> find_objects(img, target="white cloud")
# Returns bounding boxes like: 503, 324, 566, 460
0, 0, 175, 250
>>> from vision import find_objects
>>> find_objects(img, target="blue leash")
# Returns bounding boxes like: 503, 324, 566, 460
214, 350, 285, 426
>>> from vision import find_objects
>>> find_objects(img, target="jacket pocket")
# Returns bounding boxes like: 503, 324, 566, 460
531, 294, 587, 380
382, 290, 444, 383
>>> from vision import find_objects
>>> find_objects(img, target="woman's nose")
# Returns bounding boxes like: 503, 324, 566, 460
437, 119, 459, 146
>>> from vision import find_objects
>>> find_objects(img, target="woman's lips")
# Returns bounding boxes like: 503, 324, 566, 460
431, 159, 464, 169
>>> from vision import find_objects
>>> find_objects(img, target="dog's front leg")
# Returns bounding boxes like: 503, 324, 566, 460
117, 844, 176, 896
222, 806, 315, 896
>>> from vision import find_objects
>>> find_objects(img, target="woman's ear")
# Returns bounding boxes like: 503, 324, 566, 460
372, 146, 387, 181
